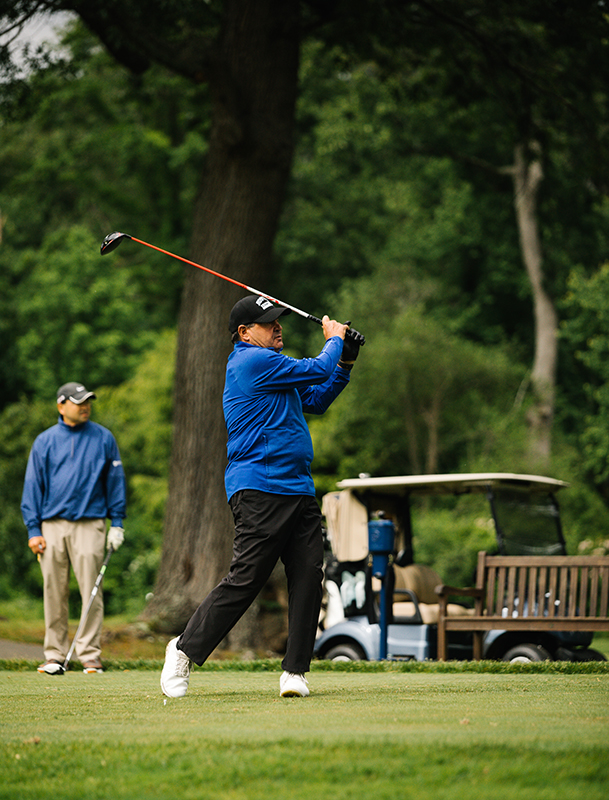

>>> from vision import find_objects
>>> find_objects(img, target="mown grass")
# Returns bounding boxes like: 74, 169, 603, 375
2, 596, 608, 798
1, 668, 608, 799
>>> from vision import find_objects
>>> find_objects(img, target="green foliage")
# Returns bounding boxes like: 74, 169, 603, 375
92, 330, 176, 614
7, 226, 160, 398
310, 282, 526, 492
95, 328, 175, 508
561, 263, 609, 489
0, 20, 208, 407
278, 40, 524, 355
274, 44, 397, 350
0, 398, 55, 598
411, 498, 498, 587
0, 21, 208, 248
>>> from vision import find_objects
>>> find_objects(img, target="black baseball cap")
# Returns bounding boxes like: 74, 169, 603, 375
57, 382, 97, 404
229, 295, 291, 335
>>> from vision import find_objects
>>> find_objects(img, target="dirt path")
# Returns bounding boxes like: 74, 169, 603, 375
0, 639, 43, 660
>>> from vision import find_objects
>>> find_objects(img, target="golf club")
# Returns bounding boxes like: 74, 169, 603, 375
100, 232, 365, 345
57, 545, 114, 674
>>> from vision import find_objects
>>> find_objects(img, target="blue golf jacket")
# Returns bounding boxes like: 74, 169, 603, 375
21, 417, 127, 539
223, 336, 349, 501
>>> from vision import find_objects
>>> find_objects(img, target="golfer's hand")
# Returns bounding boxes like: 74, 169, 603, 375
107, 527, 125, 551
29, 536, 45, 557
340, 328, 361, 365
322, 315, 348, 341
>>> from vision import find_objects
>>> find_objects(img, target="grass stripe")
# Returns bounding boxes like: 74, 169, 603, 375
3, 656, 609, 673
1, 671, 607, 799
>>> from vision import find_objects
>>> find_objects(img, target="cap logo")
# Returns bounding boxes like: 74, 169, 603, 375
256, 297, 273, 310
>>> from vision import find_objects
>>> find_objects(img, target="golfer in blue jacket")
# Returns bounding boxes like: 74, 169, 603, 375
21, 382, 126, 674
161, 295, 360, 698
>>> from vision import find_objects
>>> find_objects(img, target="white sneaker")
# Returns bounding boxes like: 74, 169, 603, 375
279, 671, 309, 697
160, 637, 192, 698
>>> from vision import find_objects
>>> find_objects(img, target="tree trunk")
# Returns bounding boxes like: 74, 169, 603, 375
422, 389, 442, 474
404, 391, 422, 474
142, 0, 300, 638
512, 142, 557, 466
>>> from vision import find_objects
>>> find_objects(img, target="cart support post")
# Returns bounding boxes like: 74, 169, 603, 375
368, 519, 395, 660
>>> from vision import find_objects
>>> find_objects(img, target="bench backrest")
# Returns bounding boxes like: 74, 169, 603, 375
476, 552, 609, 620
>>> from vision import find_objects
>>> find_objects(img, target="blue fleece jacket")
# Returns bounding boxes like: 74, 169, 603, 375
21, 417, 127, 539
223, 336, 349, 501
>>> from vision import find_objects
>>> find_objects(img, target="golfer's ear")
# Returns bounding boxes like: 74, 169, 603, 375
238, 325, 250, 341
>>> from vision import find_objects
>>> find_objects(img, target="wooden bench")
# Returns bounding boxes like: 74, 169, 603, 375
435, 552, 609, 660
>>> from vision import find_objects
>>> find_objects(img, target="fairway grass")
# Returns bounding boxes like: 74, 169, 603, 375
1, 670, 607, 799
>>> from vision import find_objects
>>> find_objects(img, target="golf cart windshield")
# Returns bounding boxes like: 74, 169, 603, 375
490, 489, 566, 555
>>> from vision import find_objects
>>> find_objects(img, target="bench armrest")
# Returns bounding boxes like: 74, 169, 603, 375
435, 584, 484, 600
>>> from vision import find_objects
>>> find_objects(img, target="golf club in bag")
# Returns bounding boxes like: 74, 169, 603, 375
100, 232, 365, 346
59, 545, 114, 674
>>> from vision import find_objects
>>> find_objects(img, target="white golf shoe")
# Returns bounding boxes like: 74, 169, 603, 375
160, 637, 192, 698
37, 659, 64, 675
82, 660, 104, 674
279, 671, 309, 697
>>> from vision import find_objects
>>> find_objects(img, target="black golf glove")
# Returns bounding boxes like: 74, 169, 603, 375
338, 323, 361, 370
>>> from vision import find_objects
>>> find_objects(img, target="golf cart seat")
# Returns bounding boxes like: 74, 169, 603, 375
322, 489, 474, 626
390, 564, 475, 625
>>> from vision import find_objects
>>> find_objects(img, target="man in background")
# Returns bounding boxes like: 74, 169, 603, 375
22, 382, 126, 674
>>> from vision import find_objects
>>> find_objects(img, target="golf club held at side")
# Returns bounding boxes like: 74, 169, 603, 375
59, 545, 114, 673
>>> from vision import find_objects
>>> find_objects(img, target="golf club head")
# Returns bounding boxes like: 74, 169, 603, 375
100, 231, 132, 256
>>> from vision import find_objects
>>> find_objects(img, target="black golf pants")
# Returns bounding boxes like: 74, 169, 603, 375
178, 490, 324, 674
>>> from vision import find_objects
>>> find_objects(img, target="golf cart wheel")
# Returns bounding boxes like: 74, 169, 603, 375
502, 643, 552, 663
325, 643, 366, 662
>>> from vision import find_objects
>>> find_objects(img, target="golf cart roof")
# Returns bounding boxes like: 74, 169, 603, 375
336, 473, 568, 496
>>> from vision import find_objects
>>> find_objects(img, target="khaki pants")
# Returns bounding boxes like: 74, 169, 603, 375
39, 518, 106, 664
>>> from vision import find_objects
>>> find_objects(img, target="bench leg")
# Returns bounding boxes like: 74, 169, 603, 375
472, 631, 483, 660
437, 622, 447, 661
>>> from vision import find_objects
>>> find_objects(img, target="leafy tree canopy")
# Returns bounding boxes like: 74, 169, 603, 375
0, 21, 209, 405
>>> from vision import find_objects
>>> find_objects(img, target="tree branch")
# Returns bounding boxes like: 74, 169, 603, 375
417, 0, 590, 123
72, 3, 215, 80
397, 142, 514, 178
0, 1, 217, 80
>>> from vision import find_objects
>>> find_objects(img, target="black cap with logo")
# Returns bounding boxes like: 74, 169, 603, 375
229, 295, 291, 335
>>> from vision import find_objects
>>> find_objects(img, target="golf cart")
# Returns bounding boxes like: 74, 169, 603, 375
314, 473, 606, 662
